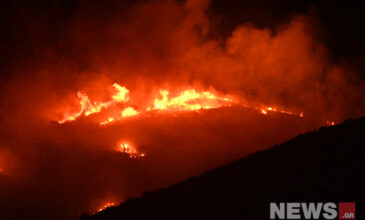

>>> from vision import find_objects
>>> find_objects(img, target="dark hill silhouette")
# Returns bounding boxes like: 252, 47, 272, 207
84, 117, 365, 220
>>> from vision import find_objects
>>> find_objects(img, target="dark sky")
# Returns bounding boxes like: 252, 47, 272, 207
210, 0, 365, 70
1, 0, 365, 80
0, 1, 364, 219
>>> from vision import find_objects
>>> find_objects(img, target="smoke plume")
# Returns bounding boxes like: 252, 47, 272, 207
0, 0, 364, 219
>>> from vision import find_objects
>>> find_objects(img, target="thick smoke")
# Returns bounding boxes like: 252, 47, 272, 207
0, 0, 364, 219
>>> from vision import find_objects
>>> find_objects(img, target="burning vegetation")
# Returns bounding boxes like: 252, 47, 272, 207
93, 202, 116, 215
0, 0, 364, 219
58, 83, 305, 127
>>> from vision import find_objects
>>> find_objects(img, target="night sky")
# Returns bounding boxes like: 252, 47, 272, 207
0, 0, 364, 219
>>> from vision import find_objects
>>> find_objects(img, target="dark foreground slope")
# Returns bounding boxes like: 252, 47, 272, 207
84, 117, 365, 220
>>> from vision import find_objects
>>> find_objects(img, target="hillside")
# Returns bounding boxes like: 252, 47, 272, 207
84, 117, 365, 220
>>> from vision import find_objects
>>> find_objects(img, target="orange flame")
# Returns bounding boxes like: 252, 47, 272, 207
58, 83, 311, 126
100, 117, 114, 126
92, 202, 115, 214
153, 89, 232, 111
59, 83, 129, 123
258, 106, 304, 117
121, 107, 139, 117
112, 83, 129, 102
117, 142, 145, 159
59, 84, 236, 125
99, 107, 139, 126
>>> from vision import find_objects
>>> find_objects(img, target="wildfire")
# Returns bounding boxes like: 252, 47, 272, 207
259, 106, 304, 117
121, 107, 139, 117
112, 83, 129, 102
58, 83, 235, 125
99, 107, 140, 126
326, 121, 335, 126
59, 83, 129, 123
93, 202, 115, 214
152, 89, 231, 111
58, 82, 310, 126
100, 117, 114, 126
117, 143, 145, 159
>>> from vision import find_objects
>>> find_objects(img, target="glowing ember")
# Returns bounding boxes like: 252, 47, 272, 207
261, 109, 267, 114
99, 107, 139, 125
100, 117, 114, 126
93, 202, 115, 214
326, 121, 335, 126
258, 106, 304, 117
118, 143, 145, 158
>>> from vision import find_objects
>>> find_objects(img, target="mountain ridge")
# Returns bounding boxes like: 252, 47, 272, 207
84, 116, 365, 219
